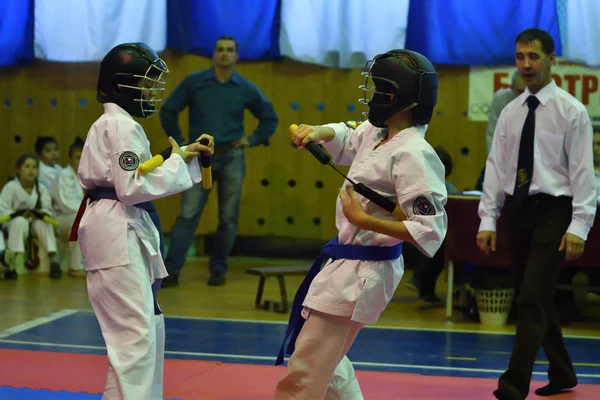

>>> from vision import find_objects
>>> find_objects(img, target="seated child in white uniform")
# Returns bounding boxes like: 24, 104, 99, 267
50, 137, 86, 277
0, 154, 61, 279
36, 136, 62, 190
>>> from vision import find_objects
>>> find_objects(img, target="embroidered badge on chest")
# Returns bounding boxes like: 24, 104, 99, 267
119, 151, 139, 171
413, 196, 436, 216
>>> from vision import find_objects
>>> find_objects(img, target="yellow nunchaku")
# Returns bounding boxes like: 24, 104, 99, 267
290, 124, 407, 220
138, 137, 212, 190
0, 210, 59, 227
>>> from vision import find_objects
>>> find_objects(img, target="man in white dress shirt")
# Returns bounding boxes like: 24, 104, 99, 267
477, 28, 596, 400
594, 126, 600, 195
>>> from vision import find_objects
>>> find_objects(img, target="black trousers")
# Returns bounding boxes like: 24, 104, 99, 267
498, 194, 577, 399
413, 240, 446, 297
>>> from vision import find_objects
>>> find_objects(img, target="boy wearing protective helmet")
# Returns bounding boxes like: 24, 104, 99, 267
70, 42, 214, 399
275, 49, 448, 399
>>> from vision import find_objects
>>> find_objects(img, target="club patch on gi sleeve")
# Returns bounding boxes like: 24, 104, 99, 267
119, 151, 139, 171
344, 120, 363, 129
412, 196, 436, 216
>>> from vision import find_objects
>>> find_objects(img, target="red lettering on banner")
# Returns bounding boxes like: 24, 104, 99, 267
563, 75, 580, 97
494, 73, 510, 93
582, 75, 598, 105
552, 74, 562, 87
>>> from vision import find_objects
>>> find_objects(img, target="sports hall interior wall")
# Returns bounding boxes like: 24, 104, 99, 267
0, 49, 484, 245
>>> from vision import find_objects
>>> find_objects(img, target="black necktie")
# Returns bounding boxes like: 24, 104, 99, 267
513, 95, 540, 204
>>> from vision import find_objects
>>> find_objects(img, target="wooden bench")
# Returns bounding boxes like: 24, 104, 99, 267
245, 266, 311, 313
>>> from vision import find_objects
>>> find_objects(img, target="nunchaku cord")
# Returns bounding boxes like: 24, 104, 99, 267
289, 124, 405, 219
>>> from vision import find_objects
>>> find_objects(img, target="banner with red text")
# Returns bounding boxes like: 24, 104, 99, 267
468, 59, 600, 123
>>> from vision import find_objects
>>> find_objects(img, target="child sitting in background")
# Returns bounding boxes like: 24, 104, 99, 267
50, 137, 86, 277
0, 235, 7, 279
35, 136, 62, 190
0, 154, 61, 279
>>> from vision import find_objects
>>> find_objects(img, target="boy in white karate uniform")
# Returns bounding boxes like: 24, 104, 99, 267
36, 136, 62, 190
0, 154, 60, 279
275, 49, 448, 400
50, 137, 86, 277
70, 42, 213, 399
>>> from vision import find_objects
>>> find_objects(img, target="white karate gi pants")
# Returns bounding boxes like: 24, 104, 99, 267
86, 230, 165, 400
273, 310, 365, 400
5, 216, 57, 254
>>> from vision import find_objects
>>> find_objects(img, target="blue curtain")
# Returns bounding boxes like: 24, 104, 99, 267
0, 0, 34, 66
167, 0, 281, 60
405, 0, 562, 66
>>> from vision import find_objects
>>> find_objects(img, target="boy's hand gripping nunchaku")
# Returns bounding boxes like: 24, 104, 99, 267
137, 137, 213, 189
290, 124, 406, 220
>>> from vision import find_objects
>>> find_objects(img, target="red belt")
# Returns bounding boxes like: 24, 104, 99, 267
69, 193, 92, 242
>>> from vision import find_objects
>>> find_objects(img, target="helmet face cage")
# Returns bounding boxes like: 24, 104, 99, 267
359, 59, 414, 121
358, 74, 399, 119
116, 57, 169, 118
357, 53, 427, 123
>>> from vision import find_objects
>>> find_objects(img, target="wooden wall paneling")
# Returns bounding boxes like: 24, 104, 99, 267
453, 70, 487, 191
265, 59, 307, 238
71, 63, 102, 157
61, 63, 78, 169
425, 66, 462, 191
237, 61, 273, 237
35, 62, 66, 166
318, 68, 362, 240
0, 67, 20, 182
7, 68, 33, 178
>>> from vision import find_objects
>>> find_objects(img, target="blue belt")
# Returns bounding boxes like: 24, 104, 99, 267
275, 236, 402, 365
86, 187, 165, 257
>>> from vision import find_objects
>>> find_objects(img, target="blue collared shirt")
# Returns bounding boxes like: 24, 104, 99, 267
160, 67, 278, 147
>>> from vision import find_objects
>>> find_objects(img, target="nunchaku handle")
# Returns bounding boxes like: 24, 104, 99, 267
138, 137, 212, 176
306, 141, 331, 165
289, 124, 331, 165
0, 210, 59, 226
353, 184, 407, 220
199, 138, 213, 190
290, 123, 407, 221
29, 210, 60, 226
0, 209, 31, 223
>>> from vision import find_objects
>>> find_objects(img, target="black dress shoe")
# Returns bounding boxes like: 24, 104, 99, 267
207, 273, 225, 286
534, 383, 577, 396
493, 389, 518, 400
161, 274, 179, 288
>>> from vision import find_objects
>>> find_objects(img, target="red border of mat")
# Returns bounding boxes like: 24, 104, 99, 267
0, 349, 596, 399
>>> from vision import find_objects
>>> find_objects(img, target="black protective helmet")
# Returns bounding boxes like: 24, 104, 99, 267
359, 49, 438, 128
97, 42, 168, 118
